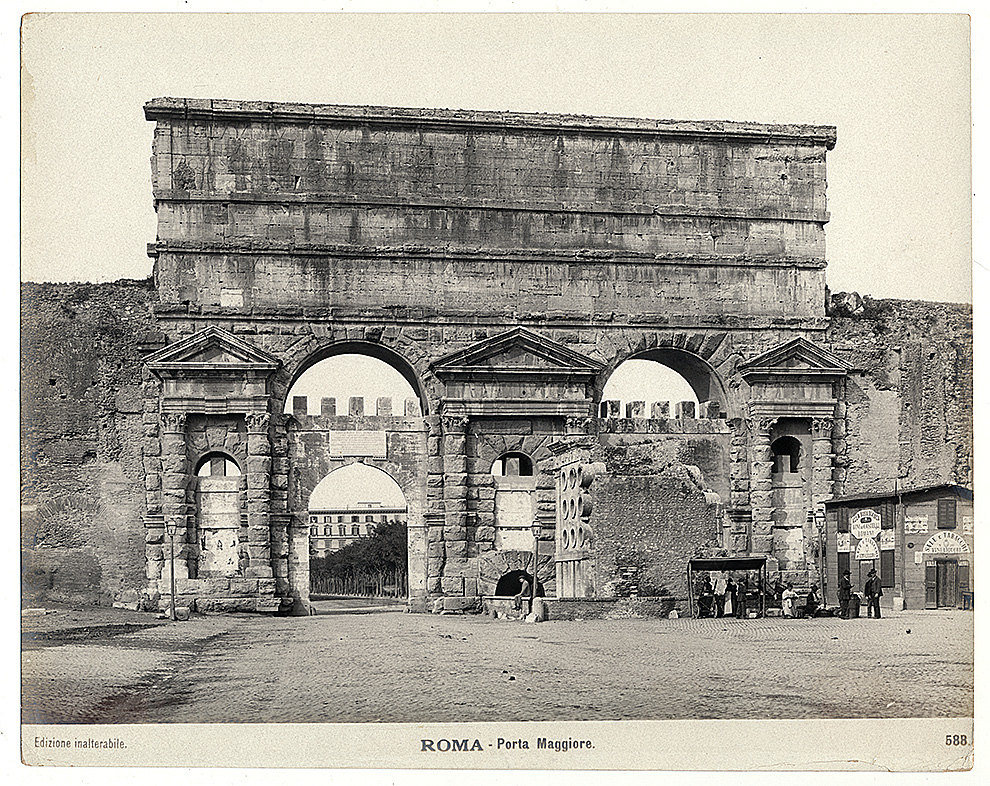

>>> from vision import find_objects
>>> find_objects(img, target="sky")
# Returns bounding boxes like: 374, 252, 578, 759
19, 11, 973, 303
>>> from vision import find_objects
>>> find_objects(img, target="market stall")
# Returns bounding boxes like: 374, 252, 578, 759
687, 556, 768, 618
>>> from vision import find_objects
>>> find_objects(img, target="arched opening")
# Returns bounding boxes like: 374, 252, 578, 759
283, 342, 427, 416
491, 451, 534, 477
600, 349, 727, 417
494, 569, 546, 598
195, 452, 242, 477
771, 436, 802, 474
307, 463, 409, 599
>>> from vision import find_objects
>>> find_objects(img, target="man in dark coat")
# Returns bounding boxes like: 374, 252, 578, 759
839, 570, 852, 619
864, 568, 883, 619
735, 577, 749, 619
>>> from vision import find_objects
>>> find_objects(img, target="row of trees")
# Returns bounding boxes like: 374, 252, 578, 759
310, 520, 408, 598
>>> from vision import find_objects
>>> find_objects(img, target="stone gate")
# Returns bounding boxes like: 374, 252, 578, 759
134, 97, 850, 614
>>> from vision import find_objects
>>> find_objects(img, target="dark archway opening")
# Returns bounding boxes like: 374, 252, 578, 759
771, 436, 802, 474
494, 569, 546, 598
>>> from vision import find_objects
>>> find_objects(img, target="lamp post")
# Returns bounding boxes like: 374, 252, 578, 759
164, 518, 178, 622
813, 507, 827, 606
530, 520, 541, 613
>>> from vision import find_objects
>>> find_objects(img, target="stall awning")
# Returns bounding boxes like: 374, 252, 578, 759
689, 556, 767, 572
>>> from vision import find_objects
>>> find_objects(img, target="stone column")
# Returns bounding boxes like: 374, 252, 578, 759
811, 417, 836, 506
269, 415, 291, 599
159, 412, 191, 581
747, 416, 776, 555
727, 418, 751, 553
244, 412, 274, 580
423, 415, 445, 598
440, 415, 470, 601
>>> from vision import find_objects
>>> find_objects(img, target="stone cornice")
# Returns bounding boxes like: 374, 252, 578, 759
145, 97, 837, 150
149, 191, 831, 225
147, 306, 831, 333
147, 240, 828, 270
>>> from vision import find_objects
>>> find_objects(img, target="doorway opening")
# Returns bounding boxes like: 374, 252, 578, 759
307, 463, 409, 599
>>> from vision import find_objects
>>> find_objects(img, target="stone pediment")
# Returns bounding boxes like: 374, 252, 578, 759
146, 326, 280, 380
432, 327, 603, 380
739, 337, 849, 381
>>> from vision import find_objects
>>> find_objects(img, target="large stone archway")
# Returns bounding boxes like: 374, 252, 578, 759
137, 97, 849, 614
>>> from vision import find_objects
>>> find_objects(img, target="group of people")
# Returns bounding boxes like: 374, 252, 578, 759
698, 572, 752, 618
697, 571, 826, 619
838, 567, 883, 619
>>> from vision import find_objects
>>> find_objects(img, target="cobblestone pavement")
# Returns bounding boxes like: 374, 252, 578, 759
22, 606, 973, 724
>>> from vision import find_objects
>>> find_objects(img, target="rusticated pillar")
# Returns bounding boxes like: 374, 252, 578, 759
160, 412, 191, 581
440, 415, 470, 598
811, 417, 836, 506
244, 412, 273, 579
748, 416, 776, 555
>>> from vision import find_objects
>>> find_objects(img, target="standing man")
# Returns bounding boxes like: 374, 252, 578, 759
839, 569, 852, 619
735, 576, 749, 619
714, 571, 728, 618
865, 568, 883, 619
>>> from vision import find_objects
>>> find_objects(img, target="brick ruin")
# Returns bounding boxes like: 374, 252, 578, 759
20, 98, 973, 615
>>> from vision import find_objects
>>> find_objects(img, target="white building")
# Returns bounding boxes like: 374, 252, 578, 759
308, 501, 408, 557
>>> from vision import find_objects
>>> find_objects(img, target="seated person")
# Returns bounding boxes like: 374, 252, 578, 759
804, 584, 822, 617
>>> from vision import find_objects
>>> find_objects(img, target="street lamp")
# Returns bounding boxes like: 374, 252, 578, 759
530, 521, 541, 612
813, 507, 827, 606
164, 518, 178, 622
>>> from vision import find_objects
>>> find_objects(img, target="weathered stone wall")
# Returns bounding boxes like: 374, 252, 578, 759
147, 98, 834, 326
21, 280, 160, 605
827, 296, 973, 494
589, 441, 722, 604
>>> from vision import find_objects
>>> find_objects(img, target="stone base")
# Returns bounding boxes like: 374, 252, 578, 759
158, 595, 290, 614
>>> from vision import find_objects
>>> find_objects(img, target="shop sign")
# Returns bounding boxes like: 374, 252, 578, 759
880, 530, 895, 550
921, 531, 971, 555
963, 516, 973, 534
855, 538, 880, 560
850, 509, 882, 539
914, 552, 923, 564
904, 515, 929, 534
837, 532, 851, 553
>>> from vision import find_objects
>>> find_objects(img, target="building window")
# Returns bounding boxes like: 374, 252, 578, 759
338, 525, 346, 536
937, 498, 957, 529
338, 515, 344, 522
880, 549, 895, 589
324, 526, 331, 536
324, 515, 331, 523
352, 515, 360, 522
309, 516, 317, 524
352, 525, 360, 536
837, 508, 850, 533
310, 527, 317, 537
879, 500, 894, 529
366, 515, 374, 522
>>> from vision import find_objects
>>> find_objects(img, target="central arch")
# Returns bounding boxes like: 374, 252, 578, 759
307, 463, 409, 598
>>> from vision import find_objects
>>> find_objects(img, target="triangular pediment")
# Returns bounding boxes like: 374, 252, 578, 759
432, 327, 604, 377
146, 326, 280, 378
740, 337, 849, 378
